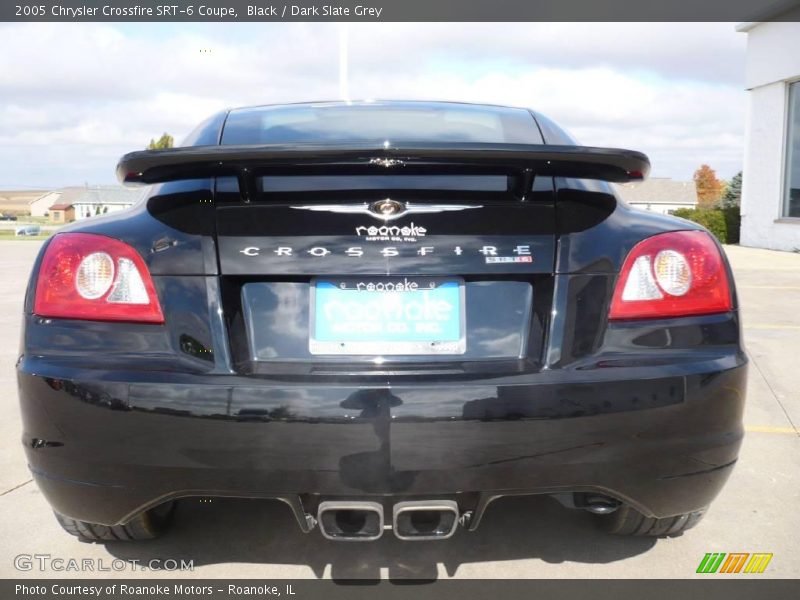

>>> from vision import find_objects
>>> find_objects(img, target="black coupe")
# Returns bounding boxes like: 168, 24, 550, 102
18, 101, 746, 542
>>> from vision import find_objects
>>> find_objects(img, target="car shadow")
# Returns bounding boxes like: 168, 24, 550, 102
99, 495, 657, 580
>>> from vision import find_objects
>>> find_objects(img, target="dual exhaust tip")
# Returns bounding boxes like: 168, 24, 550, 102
318, 500, 459, 541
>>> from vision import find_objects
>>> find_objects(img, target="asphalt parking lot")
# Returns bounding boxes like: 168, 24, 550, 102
0, 240, 798, 579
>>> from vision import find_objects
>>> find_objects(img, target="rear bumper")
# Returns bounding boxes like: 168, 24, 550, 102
18, 355, 746, 528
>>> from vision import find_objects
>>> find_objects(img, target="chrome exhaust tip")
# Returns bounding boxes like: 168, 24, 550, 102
583, 494, 620, 515
585, 503, 619, 515
317, 501, 384, 541
393, 500, 459, 541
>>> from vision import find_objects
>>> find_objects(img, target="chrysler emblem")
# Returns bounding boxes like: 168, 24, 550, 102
292, 202, 482, 222
370, 199, 405, 218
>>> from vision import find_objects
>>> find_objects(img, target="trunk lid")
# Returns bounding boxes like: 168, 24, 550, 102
116, 140, 648, 374
212, 175, 556, 373
214, 176, 556, 276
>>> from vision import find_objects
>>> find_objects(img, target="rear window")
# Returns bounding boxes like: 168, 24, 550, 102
221, 102, 543, 145
258, 175, 507, 192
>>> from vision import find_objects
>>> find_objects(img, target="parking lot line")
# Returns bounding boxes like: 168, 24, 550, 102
733, 266, 800, 271
738, 285, 800, 290
744, 324, 800, 330
745, 425, 798, 434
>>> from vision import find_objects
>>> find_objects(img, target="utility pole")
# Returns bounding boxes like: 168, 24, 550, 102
339, 24, 349, 101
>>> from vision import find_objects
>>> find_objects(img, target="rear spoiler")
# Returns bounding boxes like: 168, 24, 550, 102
116, 143, 649, 201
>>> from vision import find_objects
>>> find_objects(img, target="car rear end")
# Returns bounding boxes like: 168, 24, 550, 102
16, 102, 746, 541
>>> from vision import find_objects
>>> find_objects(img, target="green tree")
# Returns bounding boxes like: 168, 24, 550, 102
693, 164, 724, 208
721, 171, 742, 208
147, 133, 174, 150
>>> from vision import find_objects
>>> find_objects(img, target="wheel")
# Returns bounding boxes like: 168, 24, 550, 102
54, 502, 175, 542
598, 504, 707, 537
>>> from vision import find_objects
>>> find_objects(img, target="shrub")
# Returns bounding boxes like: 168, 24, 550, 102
671, 207, 739, 244
721, 206, 741, 244
672, 207, 694, 220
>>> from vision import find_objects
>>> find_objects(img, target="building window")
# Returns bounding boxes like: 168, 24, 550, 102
786, 81, 800, 218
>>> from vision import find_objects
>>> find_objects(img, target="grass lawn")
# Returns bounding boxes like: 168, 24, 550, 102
22, 216, 50, 225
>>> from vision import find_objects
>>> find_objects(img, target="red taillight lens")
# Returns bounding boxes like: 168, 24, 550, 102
34, 233, 164, 324
609, 230, 732, 320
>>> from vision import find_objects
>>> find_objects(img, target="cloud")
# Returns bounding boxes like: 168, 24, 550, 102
355, 66, 745, 179
346, 22, 746, 85
0, 22, 746, 187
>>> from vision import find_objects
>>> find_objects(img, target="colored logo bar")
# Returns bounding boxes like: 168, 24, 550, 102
697, 553, 773, 574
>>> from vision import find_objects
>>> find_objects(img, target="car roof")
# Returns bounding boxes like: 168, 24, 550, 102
227, 99, 532, 114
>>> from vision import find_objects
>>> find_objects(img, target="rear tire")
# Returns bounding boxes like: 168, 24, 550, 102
598, 504, 707, 536
54, 502, 175, 542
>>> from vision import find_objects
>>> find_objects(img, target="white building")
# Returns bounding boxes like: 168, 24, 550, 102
615, 178, 698, 215
69, 186, 140, 220
738, 10, 800, 251
28, 191, 61, 217
28, 185, 141, 223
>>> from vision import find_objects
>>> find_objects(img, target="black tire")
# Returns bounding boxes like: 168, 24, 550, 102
598, 504, 707, 537
54, 502, 175, 542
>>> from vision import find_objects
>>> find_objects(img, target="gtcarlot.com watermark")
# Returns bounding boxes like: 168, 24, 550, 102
14, 554, 194, 572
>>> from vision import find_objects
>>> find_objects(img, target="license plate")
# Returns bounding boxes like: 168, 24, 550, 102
309, 277, 466, 355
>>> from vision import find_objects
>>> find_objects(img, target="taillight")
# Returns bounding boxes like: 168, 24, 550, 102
609, 230, 732, 320
34, 233, 164, 323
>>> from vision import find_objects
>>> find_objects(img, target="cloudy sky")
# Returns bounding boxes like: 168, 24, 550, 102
0, 22, 746, 188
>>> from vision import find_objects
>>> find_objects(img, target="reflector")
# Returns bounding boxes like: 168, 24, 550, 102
34, 233, 164, 323
609, 230, 731, 320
